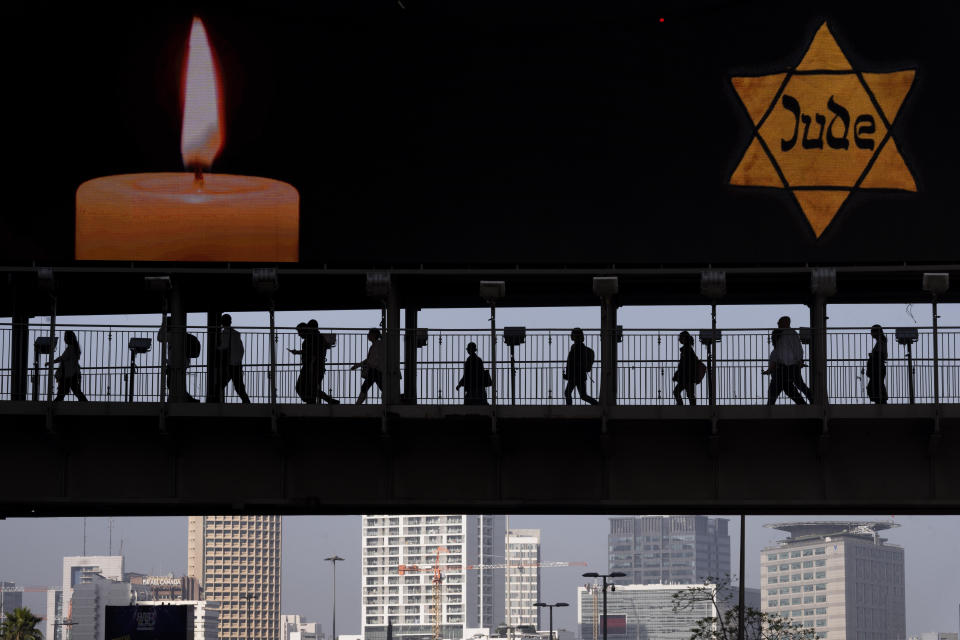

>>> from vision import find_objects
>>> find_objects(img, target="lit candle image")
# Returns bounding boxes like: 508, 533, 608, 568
76, 18, 299, 262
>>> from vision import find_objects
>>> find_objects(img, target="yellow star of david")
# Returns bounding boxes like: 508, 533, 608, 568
729, 22, 917, 237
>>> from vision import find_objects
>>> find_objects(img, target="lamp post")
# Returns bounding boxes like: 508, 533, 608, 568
325, 555, 345, 640
534, 602, 568, 640
582, 572, 625, 640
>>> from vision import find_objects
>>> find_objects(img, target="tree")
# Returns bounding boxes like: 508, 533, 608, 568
672, 577, 817, 640
0, 607, 44, 640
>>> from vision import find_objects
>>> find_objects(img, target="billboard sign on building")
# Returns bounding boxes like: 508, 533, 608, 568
105, 605, 193, 640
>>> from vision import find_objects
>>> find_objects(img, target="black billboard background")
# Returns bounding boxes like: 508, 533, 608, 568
104, 605, 190, 640
4, 0, 958, 267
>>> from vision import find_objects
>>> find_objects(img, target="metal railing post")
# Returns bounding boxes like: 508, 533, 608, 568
932, 296, 940, 407
490, 303, 497, 407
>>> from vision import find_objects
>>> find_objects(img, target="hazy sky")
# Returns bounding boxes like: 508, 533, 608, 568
4, 303, 959, 637
1, 514, 958, 637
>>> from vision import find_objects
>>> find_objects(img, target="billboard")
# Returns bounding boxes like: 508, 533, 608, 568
3, 1, 957, 267
104, 605, 192, 640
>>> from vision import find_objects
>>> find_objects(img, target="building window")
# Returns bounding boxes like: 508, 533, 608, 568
768, 554, 778, 561
816, 608, 826, 615
814, 547, 825, 555
815, 619, 826, 627
803, 561, 813, 568
815, 571, 826, 579
815, 584, 826, 591
803, 549, 813, 556
768, 600, 778, 607
768, 565, 777, 572
815, 595, 826, 603
803, 572, 813, 580
815, 559, 826, 567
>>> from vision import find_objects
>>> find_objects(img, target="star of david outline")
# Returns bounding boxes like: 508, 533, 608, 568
728, 21, 919, 238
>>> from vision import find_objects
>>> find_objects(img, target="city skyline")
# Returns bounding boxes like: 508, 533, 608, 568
1, 515, 957, 637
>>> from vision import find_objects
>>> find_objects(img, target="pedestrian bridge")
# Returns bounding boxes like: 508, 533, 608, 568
1, 322, 958, 517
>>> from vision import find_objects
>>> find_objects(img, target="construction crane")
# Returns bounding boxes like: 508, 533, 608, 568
398, 555, 587, 640
0, 585, 51, 592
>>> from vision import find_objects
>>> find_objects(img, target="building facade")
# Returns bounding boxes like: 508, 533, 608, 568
1, 582, 23, 617
576, 584, 717, 640
137, 600, 220, 640
128, 575, 200, 602
607, 517, 730, 586
46, 588, 64, 640
187, 516, 282, 640
281, 614, 324, 640
504, 529, 540, 630
761, 522, 906, 640
70, 576, 134, 640
361, 515, 505, 640
62, 556, 125, 619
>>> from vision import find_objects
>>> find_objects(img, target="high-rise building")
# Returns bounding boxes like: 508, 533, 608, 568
137, 600, 220, 640
909, 634, 959, 640
504, 529, 540, 630
46, 588, 64, 640
1, 581, 23, 616
61, 554, 125, 639
761, 521, 905, 640
70, 576, 133, 640
281, 614, 324, 640
576, 583, 717, 640
360, 515, 505, 640
607, 516, 730, 585
187, 516, 282, 640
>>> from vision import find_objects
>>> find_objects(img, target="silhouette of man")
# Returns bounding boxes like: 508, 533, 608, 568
865, 324, 888, 404
456, 342, 489, 406
564, 328, 599, 405
217, 314, 250, 403
764, 316, 810, 405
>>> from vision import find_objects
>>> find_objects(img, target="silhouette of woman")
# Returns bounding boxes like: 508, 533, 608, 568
53, 330, 88, 402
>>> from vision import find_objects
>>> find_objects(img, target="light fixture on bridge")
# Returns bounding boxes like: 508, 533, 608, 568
34, 336, 58, 355
479, 280, 506, 302
700, 271, 726, 299
895, 327, 918, 345
503, 326, 526, 347
798, 327, 812, 345
811, 267, 837, 297
144, 276, 172, 292
128, 338, 152, 354
592, 276, 619, 298
922, 272, 949, 296
414, 328, 429, 348
699, 329, 722, 345
252, 268, 279, 295
366, 272, 392, 299
37, 267, 55, 292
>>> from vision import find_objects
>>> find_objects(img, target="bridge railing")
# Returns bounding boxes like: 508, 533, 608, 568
0, 324, 956, 406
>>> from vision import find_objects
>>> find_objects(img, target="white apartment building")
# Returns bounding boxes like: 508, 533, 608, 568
281, 614, 323, 640
361, 515, 505, 640
138, 600, 220, 640
761, 522, 905, 640
70, 576, 134, 640
45, 588, 64, 640
62, 556, 125, 618
504, 529, 540, 630
188, 516, 282, 640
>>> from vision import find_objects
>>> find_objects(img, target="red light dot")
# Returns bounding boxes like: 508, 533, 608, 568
659, 17, 665, 22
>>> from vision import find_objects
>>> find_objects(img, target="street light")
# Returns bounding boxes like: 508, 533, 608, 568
325, 555, 345, 640
534, 602, 568, 640
582, 572, 625, 640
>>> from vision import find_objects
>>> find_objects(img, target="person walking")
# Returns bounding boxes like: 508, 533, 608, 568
53, 330, 88, 402
865, 324, 888, 404
217, 314, 250, 403
563, 327, 599, 405
291, 320, 340, 404
763, 316, 810, 405
456, 342, 489, 405
672, 330, 700, 405
351, 328, 384, 405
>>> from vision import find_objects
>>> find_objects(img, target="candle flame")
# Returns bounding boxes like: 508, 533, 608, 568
181, 18, 223, 170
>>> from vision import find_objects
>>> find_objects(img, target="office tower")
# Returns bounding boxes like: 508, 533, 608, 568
504, 529, 540, 630
361, 515, 505, 640
61, 555, 125, 637
138, 601, 220, 640
70, 575, 133, 640
607, 516, 730, 585
1, 582, 23, 616
577, 583, 717, 640
281, 614, 324, 640
46, 588, 64, 640
761, 521, 905, 640
187, 516, 282, 640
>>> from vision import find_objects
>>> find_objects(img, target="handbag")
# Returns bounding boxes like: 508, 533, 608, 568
483, 369, 493, 387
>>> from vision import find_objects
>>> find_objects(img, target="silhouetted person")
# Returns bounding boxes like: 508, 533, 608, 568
290, 320, 339, 404
763, 316, 809, 405
456, 342, 489, 406
351, 328, 384, 405
53, 330, 88, 402
158, 317, 200, 402
563, 327, 598, 405
217, 314, 250, 403
865, 324, 888, 404
672, 330, 700, 406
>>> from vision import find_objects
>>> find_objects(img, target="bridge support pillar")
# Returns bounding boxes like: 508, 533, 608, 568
206, 309, 222, 402
385, 288, 402, 405
403, 306, 418, 404
594, 277, 619, 406
168, 282, 188, 402
810, 268, 836, 407
10, 277, 30, 401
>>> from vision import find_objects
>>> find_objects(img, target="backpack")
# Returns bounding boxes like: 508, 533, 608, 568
695, 359, 707, 384
186, 333, 202, 359
584, 346, 595, 372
